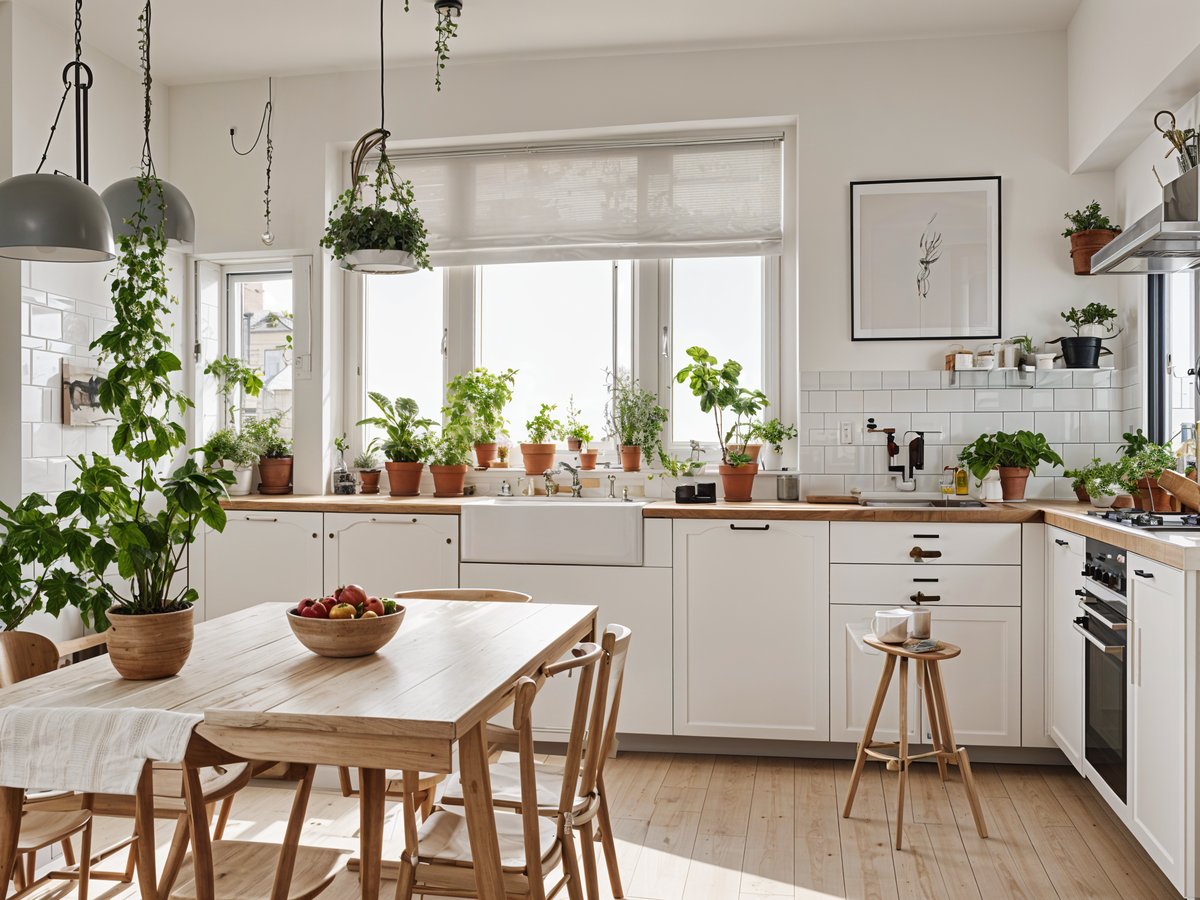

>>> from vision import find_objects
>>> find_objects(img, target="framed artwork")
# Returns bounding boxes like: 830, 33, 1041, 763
62, 361, 115, 427
851, 176, 1000, 341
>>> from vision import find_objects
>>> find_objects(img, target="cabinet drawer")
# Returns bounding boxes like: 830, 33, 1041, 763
830, 564, 1021, 607
830, 522, 1020, 565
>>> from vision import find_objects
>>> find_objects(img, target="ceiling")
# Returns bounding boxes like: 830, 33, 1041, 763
20, 0, 1083, 86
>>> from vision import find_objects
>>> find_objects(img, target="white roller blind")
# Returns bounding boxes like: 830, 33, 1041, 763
388, 136, 783, 265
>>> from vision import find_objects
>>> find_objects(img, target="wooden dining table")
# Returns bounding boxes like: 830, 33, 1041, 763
0, 599, 597, 900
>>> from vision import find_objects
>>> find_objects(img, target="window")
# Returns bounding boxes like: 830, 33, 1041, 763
1166, 272, 1199, 442
227, 271, 293, 439
362, 269, 446, 425
667, 256, 770, 446
477, 260, 632, 441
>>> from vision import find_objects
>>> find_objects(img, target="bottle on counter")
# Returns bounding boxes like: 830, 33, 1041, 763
955, 465, 969, 495
940, 466, 955, 496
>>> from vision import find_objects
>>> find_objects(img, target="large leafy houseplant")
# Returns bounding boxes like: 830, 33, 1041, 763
606, 371, 668, 471
358, 394, 434, 496
444, 367, 517, 465
958, 430, 1063, 501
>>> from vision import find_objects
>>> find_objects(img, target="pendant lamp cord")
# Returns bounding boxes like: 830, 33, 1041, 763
229, 79, 274, 233
35, 0, 91, 181
379, 0, 386, 152
139, 0, 156, 177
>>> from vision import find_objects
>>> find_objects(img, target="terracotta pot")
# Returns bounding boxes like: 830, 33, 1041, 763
1073, 485, 1090, 503
430, 464, 469, 498
1112, 494, 1135, 509
726, 443, 762, 465
719, 463, 758, 502
385, 461, 424, 497
579, 450, 598, 470
997, 466, 1030, 501
473, 442, 498, 468
359, 469, 381, 495
1068, 229, 1120, 276
106, 605, 194, 680
567, 437, 583, 452
257, 456, 293, 495
620, 445, 643, 472
520, 443, 557, 476
1135, 476, 1175, 512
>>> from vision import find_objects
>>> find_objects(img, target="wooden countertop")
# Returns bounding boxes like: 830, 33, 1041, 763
221, 494, 466, 514
642, 500, 1044, 522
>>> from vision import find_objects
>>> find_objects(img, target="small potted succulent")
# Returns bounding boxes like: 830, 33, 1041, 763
754, 417, 797, 471
675, 347, 769, 501
520, 404, 562, 475
357, 393, 435, 496
201, 426, 259, 496
444, 367, 517, 467
606, 371, 668, 473
243, 414, 294, 495
354, 445, 383, 495
958, 430, 1064, 501
1053, 302, 1119, 369
429, 424, 473, 498
1062, 201, 1122, 275
1118, 429, 1177, 511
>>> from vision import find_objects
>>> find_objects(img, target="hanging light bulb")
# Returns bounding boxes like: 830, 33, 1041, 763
0, 0, 115, 263
261, 230, 275, 246
230, 78, 275, 246
103, 0, 195, 248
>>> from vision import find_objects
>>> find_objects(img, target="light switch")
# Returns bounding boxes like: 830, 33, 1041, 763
840, 421, 854, 444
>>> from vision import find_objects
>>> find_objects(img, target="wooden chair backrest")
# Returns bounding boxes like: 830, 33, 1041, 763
391, 588, 532, 603
541, 643, 603, 817
580, 624, 633, 796
0, 632, 60, 688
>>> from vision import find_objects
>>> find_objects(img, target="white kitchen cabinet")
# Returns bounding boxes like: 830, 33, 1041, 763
830, 522, 1021, 565
203, 511, 323, 620
1128, 553, 1187, 889
1046, 526, 1085, 772
323, 513, 458, 598
673, 520, 829, 740
830, 604, 921, 743
460, 562, 672, 737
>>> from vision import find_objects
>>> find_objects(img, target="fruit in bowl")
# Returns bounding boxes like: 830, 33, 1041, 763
287, 588, 406, 658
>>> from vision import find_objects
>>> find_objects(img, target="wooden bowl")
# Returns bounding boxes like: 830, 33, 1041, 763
286, 607, 406, 658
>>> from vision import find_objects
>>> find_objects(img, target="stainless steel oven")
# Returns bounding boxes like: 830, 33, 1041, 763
1075, 538, 1128, 804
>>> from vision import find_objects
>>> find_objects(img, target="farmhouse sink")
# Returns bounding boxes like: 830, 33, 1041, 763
461, 497, 650, 566
861, 498, 987, 508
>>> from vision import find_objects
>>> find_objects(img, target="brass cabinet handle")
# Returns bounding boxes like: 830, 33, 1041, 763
909, 546, 942, 560
910, 591, 941, 603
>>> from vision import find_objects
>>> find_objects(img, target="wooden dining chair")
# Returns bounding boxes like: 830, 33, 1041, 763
338, 586, 534, 818
394, 642, 604, 900
168, 764, 346, 900
438, 625, 633, 900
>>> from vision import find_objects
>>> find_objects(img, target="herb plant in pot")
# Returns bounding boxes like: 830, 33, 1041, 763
520, 404, 562, 476
1081, 461, 1123, 508
562, 397, 590, 452
675, 347, 769, 502
202, 426, 258, 496
444, 367, 517, 467
1063, 201, 1122, 276
244, 414, 293, 495
1118, 429, 1176, 511
358, 393, 434, 496
1054, 302, 1119, 369
576, 429, 598, 470
958, 430, 1064, 501
606, 371, 669, 473
354, 445, 383, 494
755, 417, 798, 471
429, 427, 473, 498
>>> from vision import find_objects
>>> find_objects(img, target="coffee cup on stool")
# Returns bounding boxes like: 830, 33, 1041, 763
904, 606, 932, 640
872, 608, 911, 644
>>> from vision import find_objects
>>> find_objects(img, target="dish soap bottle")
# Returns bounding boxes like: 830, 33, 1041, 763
940, 467, 955, 496
954, 465, 969, 496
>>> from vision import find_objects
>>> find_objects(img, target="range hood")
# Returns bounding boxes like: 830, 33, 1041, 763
1091, 166, 1200, 274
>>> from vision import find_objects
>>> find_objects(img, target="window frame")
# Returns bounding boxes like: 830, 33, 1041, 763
1158, 271, 1200, 443
221, 266, 292, 429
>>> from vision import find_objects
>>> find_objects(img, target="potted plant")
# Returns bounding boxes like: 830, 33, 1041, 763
331, 434, 356, 495
755, 417, 798, 471
244, 414, 294, 495
1053, 302, 1120, 369
444, 367, 517, 467
354, 445, 383, 494
958, 430, 1064, 501
606, 371, 669, 473
1063, 461, 1095, 503
1009, 335, 1036, 368
675, 347, 769, 501
652, 454, 706, 498
1082, 461, 1123, 508
357, 393, 435, 496
202, 426, 258, 496
1063, 201, 1122, 275
520, 404, 562, 476
561, 397, 592, 452
59, 170, 235, 679
1118, 429, 1177, 511
429, 425, 473, 498
576, 429, 599, 470
203, 354, 263, 425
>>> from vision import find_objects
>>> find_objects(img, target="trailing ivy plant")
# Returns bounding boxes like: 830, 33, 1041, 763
320, 153, 431, 269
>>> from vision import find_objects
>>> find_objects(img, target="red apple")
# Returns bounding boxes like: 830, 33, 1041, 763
296, 597, 319, 614
319, 596, 339, 611
297, 599, 329, 619
361, 596, 385, 617
338, 584, 369, 608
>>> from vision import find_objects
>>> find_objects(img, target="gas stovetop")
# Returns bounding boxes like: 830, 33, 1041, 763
1087, 509, 1200, 531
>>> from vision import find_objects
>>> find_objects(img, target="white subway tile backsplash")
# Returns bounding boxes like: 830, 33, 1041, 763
910, 412, 949, 442
809, 391, 835, 413
844, 475, 874, 494
798, 447, 824, 473
61, 427, 88, 456
1092, 388, 1119, 410
61, 312, 91, 347
851, 371, 881, 390
20, 425, 30, 458
1061, 443, 1097, 469
45, 294, 74, 311
29, 350, 60, 388
806, 474, 846, 495
1003, 412, 1036, 432
28, 306, 62, 340
950, 412, 1005, 443
1022, 390, 1054, 411
1035, 411, 1080, 443
21, 386, 43, 423
927, 390, 974, 412
809, 428, 838, 446
908, 371, 940, 389
1073, 370, 1113, 388
862, 391, 891, 412
973, 389, 1022, 412
835, 391, 864, 412
880, 371, 909, 389
1035, 371, 1073, 389
825, 446, 870, 474
1080, 411, 1110, 443
21, 288, 46, 305
820, 371, 852, 390
1054, 389, 1092, 411
891, 390, 927, 412
30, 423, 62, 458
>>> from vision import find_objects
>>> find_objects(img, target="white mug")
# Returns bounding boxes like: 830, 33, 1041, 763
872, 609, 911, 644
904, 606, 932, 639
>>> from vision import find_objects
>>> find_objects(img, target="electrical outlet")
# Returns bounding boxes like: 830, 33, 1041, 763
840, 421, 854, 444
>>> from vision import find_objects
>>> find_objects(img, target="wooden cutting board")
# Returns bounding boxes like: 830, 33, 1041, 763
1160, 469, 1200, 513
805, 495, 859, 504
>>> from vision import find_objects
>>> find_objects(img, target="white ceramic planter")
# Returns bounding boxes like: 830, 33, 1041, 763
341, 249, 418, 273
223, 462, 254, 496
1091, 493, 1117, 508
760, 448, 783, 471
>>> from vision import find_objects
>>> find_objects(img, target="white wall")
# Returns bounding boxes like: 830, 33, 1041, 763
169, 31, 1116, 379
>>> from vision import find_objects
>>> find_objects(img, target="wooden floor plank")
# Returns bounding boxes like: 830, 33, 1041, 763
741, 757, 796, 897
891, 823, 950, 900
627, 785, 706, 900
835, 759, 901, 900
945, 782, 1056, 900
605, 751, 673, 820
697, 755, 757, 838
684, 833, 747, 899
793, 759, 845, 898
924, 822, 982, 900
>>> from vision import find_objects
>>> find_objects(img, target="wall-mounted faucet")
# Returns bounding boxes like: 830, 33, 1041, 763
866, 419, 941, 491
555, 461, 583, 497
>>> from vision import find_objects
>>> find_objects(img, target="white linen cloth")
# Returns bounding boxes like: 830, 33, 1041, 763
0, 707, 202, 795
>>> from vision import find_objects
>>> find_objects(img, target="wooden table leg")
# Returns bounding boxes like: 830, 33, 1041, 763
358, 767, 386, 900
133, 762, 159, 900
0, 786, 22, 896
843, 653, 896, 819
895, 656, 909, 851
183, 765, 216, 900
460, 720, 507, 900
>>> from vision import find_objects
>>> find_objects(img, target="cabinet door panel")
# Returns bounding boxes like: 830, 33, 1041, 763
674, 520, 829, 740
830, 522, 1020, 565
204, 512, 323, 620
324, 514, 458, 597
830, 604, 920, 743
831, 564, 1020, 607
1046, 526, 1084, 770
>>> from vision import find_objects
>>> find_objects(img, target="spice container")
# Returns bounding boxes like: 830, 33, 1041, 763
776, 470, 800, 501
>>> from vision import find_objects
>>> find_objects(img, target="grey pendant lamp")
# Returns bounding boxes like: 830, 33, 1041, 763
0, 0, 115, 263
102, 0, 195, 247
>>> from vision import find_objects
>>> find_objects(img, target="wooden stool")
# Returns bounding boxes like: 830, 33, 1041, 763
841, 636, 988, 850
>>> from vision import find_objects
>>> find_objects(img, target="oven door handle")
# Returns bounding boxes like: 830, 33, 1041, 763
1072, 618, 1125, 659
1077, 598, 1127, 631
